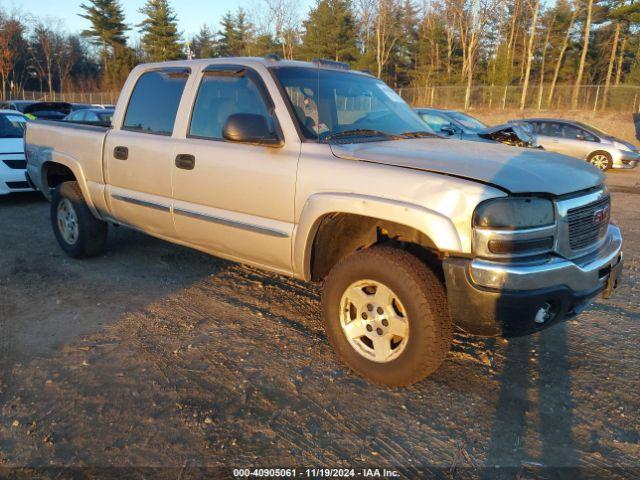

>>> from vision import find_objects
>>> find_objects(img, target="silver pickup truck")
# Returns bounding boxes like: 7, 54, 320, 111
25, 57, 623, 386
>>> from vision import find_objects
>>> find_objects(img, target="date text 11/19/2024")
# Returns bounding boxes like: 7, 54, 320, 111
233, 468, 401, 478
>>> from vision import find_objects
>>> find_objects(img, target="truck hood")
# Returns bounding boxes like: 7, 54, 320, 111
329, 138, 603, 196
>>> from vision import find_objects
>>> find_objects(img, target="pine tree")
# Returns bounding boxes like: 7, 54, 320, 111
394, 0, 419, 87
78, 0, 129, 74
216, 9, 253, 57
301, 0, 358, 63
191, 24, 216, 58
138, 0, 182, 61
217, 12, 236, 57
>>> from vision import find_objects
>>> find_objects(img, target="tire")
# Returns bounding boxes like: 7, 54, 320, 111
587, 151, 613, 171
322, 246, 452, 387
51, 181, 107, 259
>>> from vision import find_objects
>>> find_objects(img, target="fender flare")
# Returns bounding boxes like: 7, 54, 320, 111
292, 192, 463, 280
41, 154, 100, 217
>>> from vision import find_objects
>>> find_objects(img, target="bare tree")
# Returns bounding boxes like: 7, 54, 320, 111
453, 0, 504, 109
260, 0, 300, 59
614, 34, 627, 85
572, 0, 594, 109
355, 0, 377, 51
31, 20, 63, 96
602, 21, 620, 108
547, 5, 578, 106
54, 36, 81, 93
520, 0, 541, 110
536, 14, 555, 109
374, 0, 402, 79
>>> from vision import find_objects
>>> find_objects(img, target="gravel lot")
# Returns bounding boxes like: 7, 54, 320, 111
0, 168, 638, 479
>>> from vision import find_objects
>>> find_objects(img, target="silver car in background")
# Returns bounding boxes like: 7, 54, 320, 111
516, 118, 640, 171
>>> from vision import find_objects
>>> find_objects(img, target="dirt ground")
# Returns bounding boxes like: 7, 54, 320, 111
0, 169, 639, 479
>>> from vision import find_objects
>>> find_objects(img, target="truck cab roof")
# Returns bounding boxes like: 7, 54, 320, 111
130, 57, 374, 77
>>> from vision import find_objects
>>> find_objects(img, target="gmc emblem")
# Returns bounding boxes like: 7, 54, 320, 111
593, 205, 610, 225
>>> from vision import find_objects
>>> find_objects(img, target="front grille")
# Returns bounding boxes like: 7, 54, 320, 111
567, 195, 610, 250
2, 159, 27, 169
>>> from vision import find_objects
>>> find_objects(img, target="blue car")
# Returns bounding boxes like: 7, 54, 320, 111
415, 107, 537, 148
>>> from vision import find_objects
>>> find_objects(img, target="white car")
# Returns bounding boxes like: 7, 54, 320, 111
0, 110, 32, 195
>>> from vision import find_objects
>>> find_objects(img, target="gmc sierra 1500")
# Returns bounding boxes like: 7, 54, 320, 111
25, 57, 623, 386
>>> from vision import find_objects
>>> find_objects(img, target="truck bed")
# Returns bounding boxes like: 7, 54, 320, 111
25, 120, 110, 200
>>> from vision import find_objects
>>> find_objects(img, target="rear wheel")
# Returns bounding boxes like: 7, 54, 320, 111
588, 151, 613, 171
322, 246, 452, 387
51, 181, 107, 258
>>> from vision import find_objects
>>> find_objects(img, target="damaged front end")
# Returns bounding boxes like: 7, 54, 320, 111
477, 121, 539, 148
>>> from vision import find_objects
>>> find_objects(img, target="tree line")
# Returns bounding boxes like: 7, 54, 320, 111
1, 0, 639, 109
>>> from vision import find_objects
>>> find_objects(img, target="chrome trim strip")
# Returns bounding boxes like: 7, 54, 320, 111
111, 194, 171, 212
470, 224, 623, 292
173, 207, 290, 238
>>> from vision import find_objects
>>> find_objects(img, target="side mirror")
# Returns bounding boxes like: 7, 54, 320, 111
440, 126, 456, 136
222, 113, 282, 147
575, 134, 585, 141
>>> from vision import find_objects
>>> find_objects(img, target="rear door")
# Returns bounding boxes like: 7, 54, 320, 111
533, 121, 568, 154
170, 64, 299, 273
104, 67, 190, 238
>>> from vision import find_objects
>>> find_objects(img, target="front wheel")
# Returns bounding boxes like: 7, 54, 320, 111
51, 181, 107, 258
322, 247, 452, 387
588, 151, 613, 171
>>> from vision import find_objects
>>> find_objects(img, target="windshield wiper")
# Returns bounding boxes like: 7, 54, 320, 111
323, 129, 404, 142
400, 130, 439, 138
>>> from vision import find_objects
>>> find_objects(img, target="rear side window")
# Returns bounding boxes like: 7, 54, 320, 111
123, 69, 189, 135
539, 122, 563, 137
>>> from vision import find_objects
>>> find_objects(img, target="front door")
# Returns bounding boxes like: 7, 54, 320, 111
105, 68, 190, 238
171, 65, 299, 273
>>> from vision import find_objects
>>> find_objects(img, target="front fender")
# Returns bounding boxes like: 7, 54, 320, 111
292, 192, 463, 280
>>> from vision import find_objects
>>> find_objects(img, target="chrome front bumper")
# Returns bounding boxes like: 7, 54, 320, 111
443, 224, 623, 337
469, 224, 623, 293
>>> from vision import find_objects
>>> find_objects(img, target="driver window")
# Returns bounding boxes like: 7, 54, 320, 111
581, 129, 598, 142
419, 113, 451, 132
190, 72, 272, 140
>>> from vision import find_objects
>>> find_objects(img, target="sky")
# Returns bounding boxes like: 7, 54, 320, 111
2, 0, 314, 40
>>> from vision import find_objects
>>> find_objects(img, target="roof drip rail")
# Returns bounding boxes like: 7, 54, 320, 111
312, 58, 350, 70
203, 65, 246, 77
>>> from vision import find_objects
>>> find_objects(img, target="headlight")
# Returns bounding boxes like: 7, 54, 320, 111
613, 141, 631, 152
474, 197, 554, 229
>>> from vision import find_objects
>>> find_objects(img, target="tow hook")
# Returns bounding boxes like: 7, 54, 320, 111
534, 303, 552, 324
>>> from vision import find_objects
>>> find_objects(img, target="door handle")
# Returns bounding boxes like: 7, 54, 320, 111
113, 146, 128, 160
175, 154, 195, 170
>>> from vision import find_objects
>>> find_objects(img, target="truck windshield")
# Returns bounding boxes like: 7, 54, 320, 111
0, 113, 27, 138
271, 67, 433, 142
